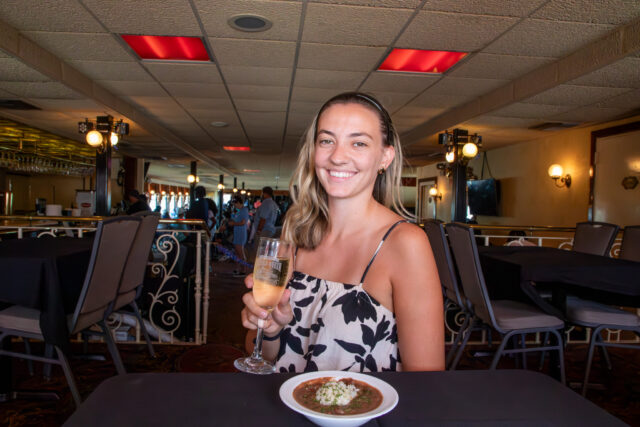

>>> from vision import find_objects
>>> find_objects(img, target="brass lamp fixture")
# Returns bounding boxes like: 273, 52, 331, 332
436, 128, 482, 176
232, 177, 238, 193
78, 116, 129, 152
428, 185, 442, 202
217, 174, 225, 190
240, 182, 246, 195
187, 174, 197, 183
548, 164, 571, 188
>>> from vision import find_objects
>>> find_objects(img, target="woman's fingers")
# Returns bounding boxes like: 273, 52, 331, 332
244, 273, 254, 289
242, 291, 269, 320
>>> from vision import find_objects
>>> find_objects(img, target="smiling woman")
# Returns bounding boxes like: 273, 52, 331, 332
240, 92, 444, 373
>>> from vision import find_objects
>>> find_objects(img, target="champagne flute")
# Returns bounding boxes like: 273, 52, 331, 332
234, 237, 292, 374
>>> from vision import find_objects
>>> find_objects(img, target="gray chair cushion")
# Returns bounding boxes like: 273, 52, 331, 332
0, 305, 74, 336
492, 300, 564, 330
566, 296, 640, 327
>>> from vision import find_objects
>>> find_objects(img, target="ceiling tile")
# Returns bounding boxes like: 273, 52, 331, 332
175, 97, 234, 110
396, 11, 518, 52
464, 115, 542, 129
291, 87, 343, 103
553, 106, 630, 122
235, 99, 288, 112
163, 83, 228, 98
28, 98, 106, 113
98, 80, 167, 96
490, 102, 575, 119
532, 0, 640, 25
522, 85, 633, 106
595, 89, 640, 109
289, 101, 323, 114
298, 43, 387, 72
406, 91, 473, 109
423, 0, 548, 17
0, 58, 50, 82
427, 77, 509, 97
82, 0, 201, 36
294, 69, 367, 90
484, 19, 615, 57
210, 38, 296, 68
228, 84, 289, 101
220, 66, 292, 86
195, 0, 302, 41
144, 63, 222, 84
448, 53, 555, 80
303, 3, 412, 46
68, 60, 152, 81
0, 0, 106, 32
22, 32, 134, 62
0, 81, 83, 99
311, 0, 422, 8
365, 91, 416, 112
567, 57, 640, 88
360, 72, 440, 93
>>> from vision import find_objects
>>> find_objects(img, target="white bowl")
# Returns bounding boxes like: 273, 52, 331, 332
279, 370, 399, 427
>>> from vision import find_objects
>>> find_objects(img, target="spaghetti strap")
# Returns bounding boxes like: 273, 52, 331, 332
359, 220, 408, 285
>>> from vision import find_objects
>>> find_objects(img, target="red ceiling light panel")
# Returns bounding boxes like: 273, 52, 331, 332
223, 146, 251, 152
121, 35, 210, 61
378, 49, 467, 73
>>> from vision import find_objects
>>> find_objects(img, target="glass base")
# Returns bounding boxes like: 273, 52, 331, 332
234, 356, 276, 375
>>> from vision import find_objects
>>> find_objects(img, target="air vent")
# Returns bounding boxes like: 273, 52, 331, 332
0, 100, 40, 110
228, 14, 272, 32
529, 122, 579, 131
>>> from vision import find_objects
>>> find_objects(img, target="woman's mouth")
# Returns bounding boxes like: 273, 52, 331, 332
328, 170, 356, 179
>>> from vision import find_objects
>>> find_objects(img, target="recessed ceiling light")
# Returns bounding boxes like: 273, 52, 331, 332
210, 121, 228, 127
121, 35, 211, 61
223, 146, 251, 151
228, 14, 272, 32
378, 49, 467, 74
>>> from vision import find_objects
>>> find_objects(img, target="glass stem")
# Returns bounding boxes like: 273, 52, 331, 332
251, 326, 265, 360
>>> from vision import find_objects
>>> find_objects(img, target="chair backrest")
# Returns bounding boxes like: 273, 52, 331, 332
114, 213, 160, 308
70, 217, 141, 333
573, 221, 619, 256
424, 220, 465, 308
620, 225, 640, 262
445, 223, 497, 328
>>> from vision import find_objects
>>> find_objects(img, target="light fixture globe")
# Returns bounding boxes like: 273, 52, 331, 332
428, 186, 438, 197
462, 142, 478, 158
445, 151, 455, 163
86, 130, 103, 147
109, 132, 119, 146
548, 164, 563, 178
187, 174, 196, 183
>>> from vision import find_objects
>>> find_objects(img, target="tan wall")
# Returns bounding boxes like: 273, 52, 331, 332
8, 174, 86, 213
415, 114, 640, 227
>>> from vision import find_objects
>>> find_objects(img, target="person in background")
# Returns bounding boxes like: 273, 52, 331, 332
251, 186, 280, 240
126, 189, 150, 214
240, 92, 444, 372
186, 186, 209, 226
227, 195, 249, 276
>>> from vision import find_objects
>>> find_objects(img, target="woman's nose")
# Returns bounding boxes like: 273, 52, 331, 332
329, 142, 349, 164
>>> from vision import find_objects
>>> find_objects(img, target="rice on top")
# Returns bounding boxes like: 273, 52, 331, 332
315, 379, 360, 406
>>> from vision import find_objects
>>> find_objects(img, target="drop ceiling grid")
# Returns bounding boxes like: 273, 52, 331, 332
143, 62, 224, 84
68, 60, 153, 82
447, 53, 555, 80
0, 0, 106, 33
209, 38, 297, 68
421, 0, 549, 17
20, 32, 135, 62
522, 84, 634, 106
218, 65, 293, 86
531, 0, 640, 25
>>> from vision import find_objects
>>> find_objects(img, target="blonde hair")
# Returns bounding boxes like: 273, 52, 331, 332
282, 92, 413, 249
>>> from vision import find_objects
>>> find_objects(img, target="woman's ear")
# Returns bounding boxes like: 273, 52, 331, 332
381, 144, 395, 170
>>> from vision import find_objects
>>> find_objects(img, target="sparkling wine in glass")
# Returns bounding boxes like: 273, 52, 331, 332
234, 237, 292, 374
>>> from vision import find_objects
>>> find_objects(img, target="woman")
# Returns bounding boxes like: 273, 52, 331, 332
227, 196, 249, 275
241, 92, 444, 372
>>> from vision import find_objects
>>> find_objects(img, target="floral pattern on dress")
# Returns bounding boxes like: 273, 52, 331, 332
275, 271, 401, 373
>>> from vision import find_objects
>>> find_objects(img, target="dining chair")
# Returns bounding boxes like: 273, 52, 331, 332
110, 212, 160, 357
619, 225, 640, 262
572, 221, 619, 256
424, 220, 473, 369
0, 216, 140, 407
445, 223, 566, 383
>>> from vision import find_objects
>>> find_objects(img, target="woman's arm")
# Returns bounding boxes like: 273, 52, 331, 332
389, 224, 444, 371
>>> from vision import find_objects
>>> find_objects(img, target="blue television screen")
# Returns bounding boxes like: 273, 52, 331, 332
467, 179, 499, 216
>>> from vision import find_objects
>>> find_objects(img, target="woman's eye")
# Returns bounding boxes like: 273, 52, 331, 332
353, 141, 367, 148
318, 139, 333, 145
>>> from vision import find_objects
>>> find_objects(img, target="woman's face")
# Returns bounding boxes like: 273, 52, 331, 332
314, 102, 394, 201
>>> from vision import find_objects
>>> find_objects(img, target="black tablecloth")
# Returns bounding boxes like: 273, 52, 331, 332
479, 246, 640, 307
63, 370, 623, 426
0, 237, 92, 352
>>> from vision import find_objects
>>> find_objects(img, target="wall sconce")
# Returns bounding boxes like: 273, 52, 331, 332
217, 174, 225, 190
548, 164, 571, 188
78, 116, 129, 152
428, 186, 442, 202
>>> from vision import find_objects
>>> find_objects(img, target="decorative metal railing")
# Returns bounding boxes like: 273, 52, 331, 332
0, 215, 211, 346
442, 224, 638, 346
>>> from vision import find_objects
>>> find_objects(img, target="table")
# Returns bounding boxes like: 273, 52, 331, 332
0, 237, 92, 350
63, 370, 623, 426
479, 246, 640, 310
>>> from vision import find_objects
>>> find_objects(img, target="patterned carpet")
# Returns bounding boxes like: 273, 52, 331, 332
1, 261, 639, 426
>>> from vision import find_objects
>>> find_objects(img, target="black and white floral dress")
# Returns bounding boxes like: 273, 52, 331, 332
275, 221, 406, 373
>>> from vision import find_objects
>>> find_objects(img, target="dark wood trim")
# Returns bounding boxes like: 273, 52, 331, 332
589, 121, 640, 221
417, 176, 438, 221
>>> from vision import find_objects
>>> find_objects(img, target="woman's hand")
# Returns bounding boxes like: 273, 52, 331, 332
240, 274, 293, 336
